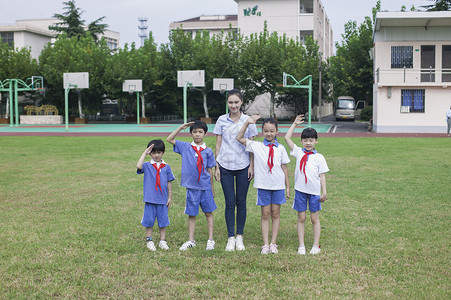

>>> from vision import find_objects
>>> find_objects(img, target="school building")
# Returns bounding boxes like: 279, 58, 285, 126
0, 19, 120, 60
372, 11, 451, 133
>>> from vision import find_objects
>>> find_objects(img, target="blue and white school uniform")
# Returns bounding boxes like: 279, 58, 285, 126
213, 113, 258, 170
137, 159, 176, 227
173, 140, 217, 216
245, 138, 290, 206
290, 144, 329, 212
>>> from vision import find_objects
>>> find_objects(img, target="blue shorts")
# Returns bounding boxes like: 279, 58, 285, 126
257, 189, 286, 206
185, 188, 217, 216
292, 190, 321, 213
141, 203, 170, 228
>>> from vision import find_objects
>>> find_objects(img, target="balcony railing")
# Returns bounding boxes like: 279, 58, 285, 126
375, 67, 451, 86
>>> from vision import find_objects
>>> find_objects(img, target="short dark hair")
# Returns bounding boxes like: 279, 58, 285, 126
147, 139, 165, 153
227, 89, 243, 101
262, 118, 278, 130
301, 128, 318, 140
190, 120, 208, 133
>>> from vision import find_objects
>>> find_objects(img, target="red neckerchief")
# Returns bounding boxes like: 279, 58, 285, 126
152, 162, 166, 192
267, 144, 275, 173
299, 150, 314, 183
192, 145, 205, 182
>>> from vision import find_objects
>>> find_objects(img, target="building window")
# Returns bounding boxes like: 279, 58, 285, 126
401, 89, 425, 113
442, 45, 451, 82
0, 32, 14, 47
299, 0, 314, 13
391, 46, 413, 68
299, 30, 313, 45
421, 45, 435, 82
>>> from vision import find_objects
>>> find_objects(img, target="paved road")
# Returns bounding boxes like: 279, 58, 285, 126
318, 114, 369, 133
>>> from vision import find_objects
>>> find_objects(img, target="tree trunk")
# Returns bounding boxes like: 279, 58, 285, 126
141, 93, 146, 118
202, 89, 209, 118
77, 92, 83, 118
270, 92, 275, 118
5, 94, 9, 119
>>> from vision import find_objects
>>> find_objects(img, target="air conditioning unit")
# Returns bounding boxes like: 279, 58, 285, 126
400, 106, 410, 113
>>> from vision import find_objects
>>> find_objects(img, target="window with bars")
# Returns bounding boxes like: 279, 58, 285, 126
0, 32, 14, 47
401, 89, 425, 113
391, 46, 413, 68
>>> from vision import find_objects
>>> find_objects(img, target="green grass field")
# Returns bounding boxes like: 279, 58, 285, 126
1, 136, 450, 298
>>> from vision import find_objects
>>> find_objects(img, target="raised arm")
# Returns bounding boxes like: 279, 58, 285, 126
284, 114, 305, 151
166, 122, 194, 145
236, 114, 260, 146
137, 144, 154, 170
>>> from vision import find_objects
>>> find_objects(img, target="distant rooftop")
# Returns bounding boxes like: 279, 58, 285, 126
173, 15, 237, 23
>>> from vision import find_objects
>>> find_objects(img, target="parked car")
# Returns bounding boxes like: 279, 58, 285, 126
334, 96, 365, 121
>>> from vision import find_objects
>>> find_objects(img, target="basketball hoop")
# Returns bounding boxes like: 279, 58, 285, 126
128, 91, 134, 96
219, 89, 225, 95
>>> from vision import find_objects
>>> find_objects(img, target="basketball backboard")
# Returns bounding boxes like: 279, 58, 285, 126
213, 78, 234, 92
63, 72, 89, 89
31, 76, 44, 89
123, 80, 143, 93
177, 70, 205, 87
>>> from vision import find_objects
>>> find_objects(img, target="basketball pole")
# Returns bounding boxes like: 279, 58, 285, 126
183, 82, 191, 125
136, 92, 140, 125
282, 72, 313, 127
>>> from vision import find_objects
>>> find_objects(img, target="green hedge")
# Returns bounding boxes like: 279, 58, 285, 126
360, 106, 373, 121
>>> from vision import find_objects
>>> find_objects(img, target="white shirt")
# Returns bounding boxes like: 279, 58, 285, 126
446, 108, 451, 119
213, 113, 258, 170
291, 144, 329, 196
245, 139, 290, 190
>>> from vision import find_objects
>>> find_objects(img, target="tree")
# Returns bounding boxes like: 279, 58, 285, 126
49, 0, 108, 42
326, 3, 376, 105
422, 0, 451, 11
39, 34, 110, 117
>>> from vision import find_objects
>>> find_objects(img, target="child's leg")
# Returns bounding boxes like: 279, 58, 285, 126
205, 212, 214, 240
146, 227, 153, 239
159, 227, 166, 241
310, 212, 320, 247
297, 211, 306, 246
188, 216, 196, 241
261, 205, 271, 245
270, 204, 281, 244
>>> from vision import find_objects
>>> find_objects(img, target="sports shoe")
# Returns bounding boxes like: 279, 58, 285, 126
225, 237, 236, 251
269, 243, 278, 254
146, 240, 156, 251
179, 240, 196, 251
261, 244, 270, 254
297, 245, 306, 255
235, 235, 245, 251
310, 246, 321, 255
206, 239, 215, 250
159, 240, 169, 250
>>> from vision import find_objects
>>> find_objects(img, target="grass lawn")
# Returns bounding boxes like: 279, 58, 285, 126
0, 136, 450, 298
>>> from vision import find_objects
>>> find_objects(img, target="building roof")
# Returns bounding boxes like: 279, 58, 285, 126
374, 11, 451, 31
174, 15, 237, 23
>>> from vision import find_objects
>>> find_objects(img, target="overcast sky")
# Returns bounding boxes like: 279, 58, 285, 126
0, 0, 434, 50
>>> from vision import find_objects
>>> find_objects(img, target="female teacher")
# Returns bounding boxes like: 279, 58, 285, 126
213, 89, 258, 251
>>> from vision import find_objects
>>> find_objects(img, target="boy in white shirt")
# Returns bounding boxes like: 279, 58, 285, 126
285, 115, 329, 255
237, 115, 290, 254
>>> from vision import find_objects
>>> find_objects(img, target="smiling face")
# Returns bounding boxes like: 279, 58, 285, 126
262, 122, 278, 143
301, 138, 318, 152
227, 94, 242, 115
191, 128, 206, 145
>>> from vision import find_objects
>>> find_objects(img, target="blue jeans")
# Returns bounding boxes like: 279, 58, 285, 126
219, 166, 251, 237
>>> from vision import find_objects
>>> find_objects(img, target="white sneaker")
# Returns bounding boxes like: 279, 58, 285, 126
146, 240, 156, 251
297, 245, 306, 255
225, 237, 236, 251
269, 243, 278, 254
159, 240, 169, 250
310, 246, 321, 255
179, 240, 196, 251
235, 235, 245, 251
206, 239, 215, 250
261, 244, 270, 255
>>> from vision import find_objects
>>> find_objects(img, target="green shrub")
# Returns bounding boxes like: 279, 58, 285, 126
360, 106, 373, 121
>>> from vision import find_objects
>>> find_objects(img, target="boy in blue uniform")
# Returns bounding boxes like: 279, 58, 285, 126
137, 139, 175, 251
167, 121, 217, 251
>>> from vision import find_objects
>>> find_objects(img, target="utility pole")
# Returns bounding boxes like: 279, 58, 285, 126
318, 53, 322, 123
